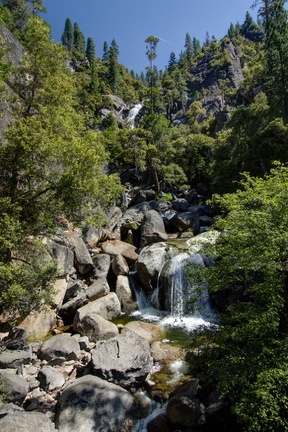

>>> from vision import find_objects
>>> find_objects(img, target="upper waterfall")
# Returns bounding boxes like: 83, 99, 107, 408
126, 103, 142, 128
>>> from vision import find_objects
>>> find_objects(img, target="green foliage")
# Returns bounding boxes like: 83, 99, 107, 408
0, 15, 122, 319
190, 164, 288, 431
211, 93, 288, 193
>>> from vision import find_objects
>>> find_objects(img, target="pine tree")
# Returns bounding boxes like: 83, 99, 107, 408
192, 37, 201, 56
107, 38, 119, 93
73, 22, 86, 60
168, 51, 177, 71
255, 0, 288, 121
61, 17, 73, 52
86, 36, 96, 63
102, 41, 109, 61
184, 32, 193, 64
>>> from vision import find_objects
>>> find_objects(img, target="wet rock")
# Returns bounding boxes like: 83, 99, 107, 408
136, 242, 170, 292
123, 321, 162, 344
55, 375, 143, 432
91, 330, 153, 388
147, 413, 174, 432
166, 395, 206, 427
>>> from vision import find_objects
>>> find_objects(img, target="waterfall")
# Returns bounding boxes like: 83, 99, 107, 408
126, 103, 142, 128
170, 253, 205, 318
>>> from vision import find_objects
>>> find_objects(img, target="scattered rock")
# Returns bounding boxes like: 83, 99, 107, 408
38, 334, 80, 362
0, 411, 57, 432
0, 370, 29, 404
37, 365, 65, 392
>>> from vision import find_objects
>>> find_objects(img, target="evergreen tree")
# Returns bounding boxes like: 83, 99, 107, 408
73, 22, 86, 60
61, 17, 73, 52
168, 51, 177, 71
184, 32, 193, 64
262, 0, 288, 122
107, 38, 119, 93
86, 36, 96, 63
192, 37, 201, 56
102, 41, 109, 61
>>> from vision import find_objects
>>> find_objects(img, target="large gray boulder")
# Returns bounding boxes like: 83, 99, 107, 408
115, 275, 137, 313
0, 371, 29, 404
37, 365, 65, 392
73, 311, 118, 343
74, 292, 121, 321
101, 239, 138, 264
38, 334, 80, 362
111, 254, 129, 276
0, 412, 57, 432
140, 210, 168, 247
91, 330, 153, 388
70, 234, 94, 275
50, 239, 74, 277
55, 375, 144, 432
0, 349, 32, 369
92, 253, 111, 279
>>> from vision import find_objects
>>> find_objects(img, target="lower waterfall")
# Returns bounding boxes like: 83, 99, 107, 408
131, 250, 216, 331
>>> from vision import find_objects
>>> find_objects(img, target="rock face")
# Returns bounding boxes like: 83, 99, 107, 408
188, 40, 243, 106
91, 330, 153, 388
55, 375, 142, 432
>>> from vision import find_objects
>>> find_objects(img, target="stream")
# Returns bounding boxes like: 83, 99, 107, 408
129, 250, 218, 431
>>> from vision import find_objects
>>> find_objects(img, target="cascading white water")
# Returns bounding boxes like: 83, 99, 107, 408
126, 103, 142, 128
170, 252, 205, 318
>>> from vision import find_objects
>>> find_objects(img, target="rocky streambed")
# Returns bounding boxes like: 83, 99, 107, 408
0, 188, 224, 431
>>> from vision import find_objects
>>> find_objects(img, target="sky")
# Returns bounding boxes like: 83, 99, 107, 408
43, 0, 258, 74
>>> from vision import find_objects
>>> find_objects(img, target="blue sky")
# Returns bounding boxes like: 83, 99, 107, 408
43, 0, 258, 74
